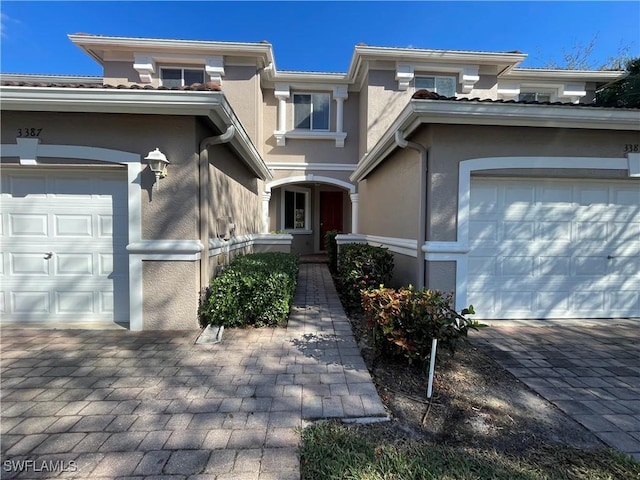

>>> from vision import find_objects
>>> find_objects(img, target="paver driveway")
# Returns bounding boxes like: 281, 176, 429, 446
472, 322, 640, 461
0, 264, 387, 479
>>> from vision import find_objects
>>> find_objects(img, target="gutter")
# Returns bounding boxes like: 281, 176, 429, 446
199, 125, 236, 290
394, 130, 427, 290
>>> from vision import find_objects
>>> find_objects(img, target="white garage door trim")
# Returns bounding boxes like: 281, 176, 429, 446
1, 139, 146, 329
421, 154, 640, 317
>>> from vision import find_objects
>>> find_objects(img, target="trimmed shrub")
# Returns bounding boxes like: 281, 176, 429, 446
324, 230, 340, 274
362, 286, 481, 366
199, 252, 299, 328
337, 243, 394, 313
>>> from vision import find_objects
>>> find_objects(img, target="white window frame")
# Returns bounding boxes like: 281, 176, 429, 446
281, 186, 312, 234
292, 93, 331, 131
160, 67, 206, 87
414, 75, 457, 97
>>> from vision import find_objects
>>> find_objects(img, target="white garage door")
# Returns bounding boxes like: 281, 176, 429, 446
468, 177, 640, 319
0, 168, 129, 324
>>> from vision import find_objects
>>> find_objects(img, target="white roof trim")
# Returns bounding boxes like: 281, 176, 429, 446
0, 85, 272, 180
351, 100, 640, 182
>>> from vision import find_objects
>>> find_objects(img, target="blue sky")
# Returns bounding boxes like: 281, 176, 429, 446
1, 1, 638, 76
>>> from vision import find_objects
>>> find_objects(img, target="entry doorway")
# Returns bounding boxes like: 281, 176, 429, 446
320, 191, 343, 250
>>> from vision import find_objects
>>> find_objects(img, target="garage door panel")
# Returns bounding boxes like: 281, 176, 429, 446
10, 213, 48, 236
55, 254, 94, 275
10, 254, 49, 275
504, 221, 534, 241
12, 292, 50, 314
55, 214, 93, 237
502, 256, 534, 276
468, 178, 640, 319
56, 291, 95, 314
536, 291, 570, 312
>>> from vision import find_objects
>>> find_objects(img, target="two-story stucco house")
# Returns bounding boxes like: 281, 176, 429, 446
1, 34, 638, 329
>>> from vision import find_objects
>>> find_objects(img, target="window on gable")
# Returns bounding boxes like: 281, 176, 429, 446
293, 93, 330, 130
284, 189, 309, 230
519, 92, 552, 102
160, 68, 205, 87
415, 76, 457, 97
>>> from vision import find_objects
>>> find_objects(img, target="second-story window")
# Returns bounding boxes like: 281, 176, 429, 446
415, 76, 457, 97
519, 92, 552, 102
293, 93, 330, 130
160, 68, 205, 87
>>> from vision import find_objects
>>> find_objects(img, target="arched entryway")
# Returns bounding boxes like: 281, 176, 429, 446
264, 175, 358, 255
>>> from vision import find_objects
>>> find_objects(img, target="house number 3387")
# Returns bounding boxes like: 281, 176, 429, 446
17, 128, 42, 137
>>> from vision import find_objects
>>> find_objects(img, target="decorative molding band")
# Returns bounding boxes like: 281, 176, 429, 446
266, 162, 356, 171
208, 234, 293, 256
275, 130, 347, 148
127, 240, 203, 261
335, 234, 418, 257
266, 174, 356, 194
252, 233, 294, 245
422, 241, 469, 261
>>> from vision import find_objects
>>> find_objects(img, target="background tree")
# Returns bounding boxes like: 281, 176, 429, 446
541, 33, 632, 71
595, 57, 640, 108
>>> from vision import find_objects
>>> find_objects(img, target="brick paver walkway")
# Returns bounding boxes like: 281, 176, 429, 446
0, 264, 387, 479
472, 323, 640, 461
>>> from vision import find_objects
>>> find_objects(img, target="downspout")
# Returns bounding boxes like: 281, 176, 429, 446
394, 130, 427, 290
199, 125, 236, 290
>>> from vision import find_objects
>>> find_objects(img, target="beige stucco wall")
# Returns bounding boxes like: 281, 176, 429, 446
143, 261, 200, 329
426, 124, 639, 243
219, 66, 261, 146
261, 89, 360, 164
1, 111, 201, 242
364, 70, 411, 155
103, 61, 139, 85
208, 143, 262, 238
356, 145, 421, 240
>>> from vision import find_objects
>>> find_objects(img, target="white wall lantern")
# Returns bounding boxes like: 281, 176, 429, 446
144, 148, 170, 190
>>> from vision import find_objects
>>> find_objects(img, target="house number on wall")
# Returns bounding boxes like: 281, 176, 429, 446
17, 128, 43, 137
624, 144, 639, 153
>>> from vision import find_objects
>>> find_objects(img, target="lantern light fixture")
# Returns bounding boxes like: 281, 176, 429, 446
144, 148, 170, 189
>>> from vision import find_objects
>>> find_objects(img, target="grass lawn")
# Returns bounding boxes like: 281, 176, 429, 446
300, 420, 640, 480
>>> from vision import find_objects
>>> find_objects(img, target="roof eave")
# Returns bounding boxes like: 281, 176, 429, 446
351, 100, 640, 182
0, 86, 272, 181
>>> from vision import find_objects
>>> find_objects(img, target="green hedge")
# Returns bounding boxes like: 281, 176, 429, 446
362, 286, 481, 365
324, 230, 340, 274
199, 252, 299, 328
337, 243, 394, 313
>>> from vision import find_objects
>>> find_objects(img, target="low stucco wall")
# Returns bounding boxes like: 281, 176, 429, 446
143, 260, 200, 330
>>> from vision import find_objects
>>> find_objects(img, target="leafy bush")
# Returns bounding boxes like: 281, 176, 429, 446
199, 252, 299, 328
337, 243, 394, 313
362, 285, 481, 365
324, 230, 340, 273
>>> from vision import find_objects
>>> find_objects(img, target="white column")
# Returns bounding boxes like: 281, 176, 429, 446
350, 193, 359, 234
262, 192, 271, 233
335, 97, 345, 133
274, 84, 290, 146
333, 86, 348, 134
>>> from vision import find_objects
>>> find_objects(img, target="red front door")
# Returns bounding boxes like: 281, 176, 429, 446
320, 191, 344, 250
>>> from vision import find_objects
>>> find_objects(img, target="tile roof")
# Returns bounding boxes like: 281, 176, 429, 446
0, 81, 222, 91
412, 89, 638, 109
